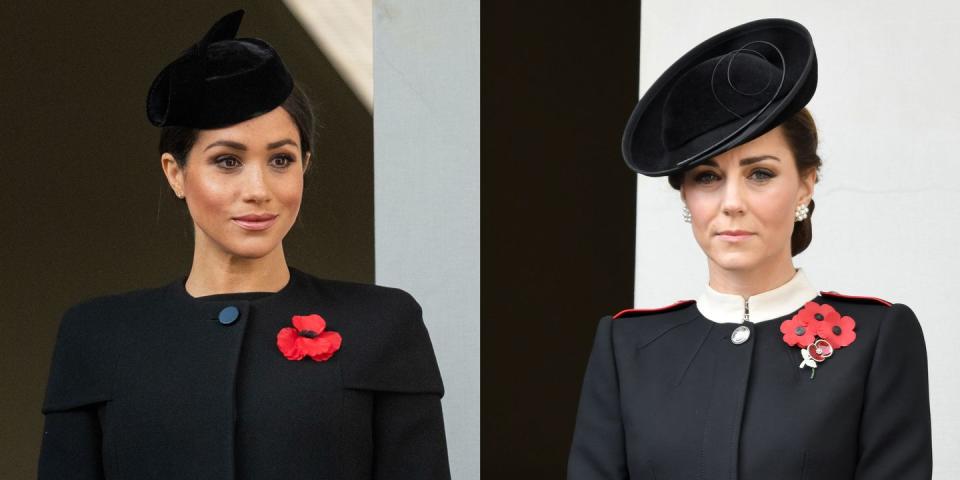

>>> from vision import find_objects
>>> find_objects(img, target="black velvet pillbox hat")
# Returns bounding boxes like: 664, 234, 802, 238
621, 18, 817, 176
146, 9, 294, 128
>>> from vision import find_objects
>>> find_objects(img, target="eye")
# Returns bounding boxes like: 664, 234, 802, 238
749, 168, 775, 181
270, 154, 295, 168
215, 155, 241, 169
693, 171, 720, 184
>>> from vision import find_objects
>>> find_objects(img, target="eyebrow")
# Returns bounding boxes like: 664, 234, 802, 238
203, 138, 300, 152
267, 138, 299, 150
700, 155, 780, 167
204, 140, 246, 152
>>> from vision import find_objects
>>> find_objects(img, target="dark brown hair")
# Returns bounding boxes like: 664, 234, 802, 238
667, 108, 822, 256
158, 82, 316, 169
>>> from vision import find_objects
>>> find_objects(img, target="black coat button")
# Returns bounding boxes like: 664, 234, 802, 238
218, 306, 240, 325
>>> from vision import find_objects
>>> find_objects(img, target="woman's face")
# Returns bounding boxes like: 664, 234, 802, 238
680, 126, 815, 272
161, 106, 310, 260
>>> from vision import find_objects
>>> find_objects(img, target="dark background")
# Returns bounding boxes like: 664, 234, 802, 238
0, 1, 641, 476
0, 2, 371, 476
481, 2, 640, 477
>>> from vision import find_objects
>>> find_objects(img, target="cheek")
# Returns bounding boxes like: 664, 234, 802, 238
276, 176, 304, 210
684, 184, 716, 211
750, 189, 795, 228
685, 190, 717, 228
185, 174, 236, 221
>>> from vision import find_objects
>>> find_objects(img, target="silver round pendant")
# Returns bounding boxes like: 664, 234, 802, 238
731, 325, 751, 344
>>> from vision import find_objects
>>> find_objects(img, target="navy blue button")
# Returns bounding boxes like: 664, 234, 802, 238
218, 306, 240, 325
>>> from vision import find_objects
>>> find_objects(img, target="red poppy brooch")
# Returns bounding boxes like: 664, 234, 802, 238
779, 301, 856, 379
276, 314, 343, 362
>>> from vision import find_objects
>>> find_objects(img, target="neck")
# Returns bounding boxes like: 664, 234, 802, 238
706, 253, 797, 299
184, 234, 290, 297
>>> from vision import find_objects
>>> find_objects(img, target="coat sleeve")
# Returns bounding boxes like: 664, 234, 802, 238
567, 315, 628, 480
854, 303, 932, 479
373, 391, 450, 480
38, 303, 114, 480
342, 288, 451, 479
38, 410, 105, 479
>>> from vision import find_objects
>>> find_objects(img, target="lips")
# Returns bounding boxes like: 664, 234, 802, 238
716, 230, 753, 242
232, 213, 279, 231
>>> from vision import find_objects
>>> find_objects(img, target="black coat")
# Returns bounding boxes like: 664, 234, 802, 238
567, 292, 932, 480
38, 267, 450, 479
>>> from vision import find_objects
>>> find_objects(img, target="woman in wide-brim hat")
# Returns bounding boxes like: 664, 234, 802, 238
568, 18, 931, 479
38, 10, 450, 479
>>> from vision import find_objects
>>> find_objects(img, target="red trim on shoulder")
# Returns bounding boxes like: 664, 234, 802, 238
820, 290, 893, 307
613, 299, 696, 319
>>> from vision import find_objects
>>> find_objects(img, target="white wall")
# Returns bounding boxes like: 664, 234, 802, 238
635, 2, 960, 476
373, 1, 480, 479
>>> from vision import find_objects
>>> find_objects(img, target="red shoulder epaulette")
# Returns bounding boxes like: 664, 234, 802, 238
820, 290, 893, 307
613, 299, 696, 319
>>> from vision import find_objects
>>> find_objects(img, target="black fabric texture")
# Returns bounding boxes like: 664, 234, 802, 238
567, 297, 932, 479
145, 9, 294, 129
38, 267, 450, 479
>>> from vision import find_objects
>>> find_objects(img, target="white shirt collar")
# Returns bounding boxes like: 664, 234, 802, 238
695, 268, 819, 324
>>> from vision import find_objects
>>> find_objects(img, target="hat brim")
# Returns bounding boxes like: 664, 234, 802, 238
622, 18, 817, 176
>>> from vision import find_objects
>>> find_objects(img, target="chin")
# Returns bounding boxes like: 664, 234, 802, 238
708, 251, 761, 271
221, 238, 283, 259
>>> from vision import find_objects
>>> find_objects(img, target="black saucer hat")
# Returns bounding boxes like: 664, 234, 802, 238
622, 18, 817, 176
146, 9, 294, 128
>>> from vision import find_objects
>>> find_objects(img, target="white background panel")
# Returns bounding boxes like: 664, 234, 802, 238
636, 2, 960, 476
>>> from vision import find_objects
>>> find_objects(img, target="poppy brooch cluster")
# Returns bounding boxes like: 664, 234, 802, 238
779, 301, 856, 379
276, 314, 342, 362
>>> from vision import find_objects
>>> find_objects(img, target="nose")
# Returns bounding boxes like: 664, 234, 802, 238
241, 164, 270, 203
720, 175, 746, 216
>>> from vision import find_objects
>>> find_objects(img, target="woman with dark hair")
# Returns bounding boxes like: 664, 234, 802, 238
567, 19, 931, 479
38, 10, 450, 479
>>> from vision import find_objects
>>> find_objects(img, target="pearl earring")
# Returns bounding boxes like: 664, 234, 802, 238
681, 205, 692, 223
795, 203, 809, 222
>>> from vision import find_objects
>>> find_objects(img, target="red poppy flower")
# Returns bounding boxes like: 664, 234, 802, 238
276, 314, 342, 362
780, 301, 840, 347
780, 314, 816, 348
806, 339, 834, 361
783, 301, 858, 380
796, 301, 842, 326
816, 314, 856, 348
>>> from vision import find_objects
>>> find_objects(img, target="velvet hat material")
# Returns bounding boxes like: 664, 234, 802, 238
622, 18, 817, 176
146, 9, 294, 128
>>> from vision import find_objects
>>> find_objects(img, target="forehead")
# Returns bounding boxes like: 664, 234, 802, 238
193, 106, 300, 146
698, 126, 794, 168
